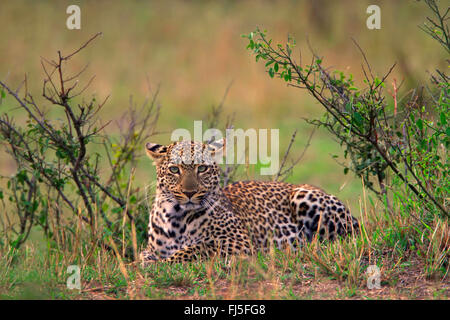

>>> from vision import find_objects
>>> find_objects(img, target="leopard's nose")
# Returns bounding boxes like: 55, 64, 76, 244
183, 191, 196, 199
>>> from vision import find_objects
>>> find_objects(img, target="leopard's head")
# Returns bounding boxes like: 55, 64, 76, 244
145, 140, 224, 210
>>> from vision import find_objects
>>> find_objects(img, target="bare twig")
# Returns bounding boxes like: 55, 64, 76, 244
275, 127, 316, 181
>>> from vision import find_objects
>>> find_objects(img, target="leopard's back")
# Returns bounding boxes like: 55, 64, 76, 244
223, 180, 359, 248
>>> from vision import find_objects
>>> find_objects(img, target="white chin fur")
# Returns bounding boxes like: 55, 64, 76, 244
181, 202, 201, 210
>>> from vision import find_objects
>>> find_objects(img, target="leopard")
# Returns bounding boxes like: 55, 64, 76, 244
140, 140, 359, 265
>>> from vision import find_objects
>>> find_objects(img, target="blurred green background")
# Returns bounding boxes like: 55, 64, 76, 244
0, 0, 447, 216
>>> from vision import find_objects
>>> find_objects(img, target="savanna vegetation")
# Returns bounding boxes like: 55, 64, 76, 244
0, 0, 448, 299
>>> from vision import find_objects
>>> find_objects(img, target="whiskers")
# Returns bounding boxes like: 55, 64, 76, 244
200, 195, 221, 213
141, 182, 176, 217
142, 182, 157, 213
160, 193, 177, 205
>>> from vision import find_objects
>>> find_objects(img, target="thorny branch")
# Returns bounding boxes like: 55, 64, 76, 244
245, 20, 448, 217
0, 33, 160, 253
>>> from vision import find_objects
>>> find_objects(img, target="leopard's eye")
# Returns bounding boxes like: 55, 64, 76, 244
169, 166, 180, 174
197, 165, 208, 173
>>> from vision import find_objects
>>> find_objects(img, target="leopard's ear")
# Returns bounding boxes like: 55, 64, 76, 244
145, 142, 168, 162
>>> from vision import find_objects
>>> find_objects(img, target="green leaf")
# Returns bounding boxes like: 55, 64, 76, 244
416, 119, 423, 131
374, 77, 385, 88
419, 139, 427, 150
274, 63, 279, 72
440, 112, 447, 125
352, 112, 364, 128
345, 102, 352, 112
268, 68, 274, 78
112, 207, 123, 214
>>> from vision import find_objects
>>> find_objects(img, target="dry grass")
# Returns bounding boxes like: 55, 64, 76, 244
1, 188, 447, 300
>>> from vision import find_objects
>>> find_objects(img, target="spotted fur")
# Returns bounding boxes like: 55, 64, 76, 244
140, 140, 359, 265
